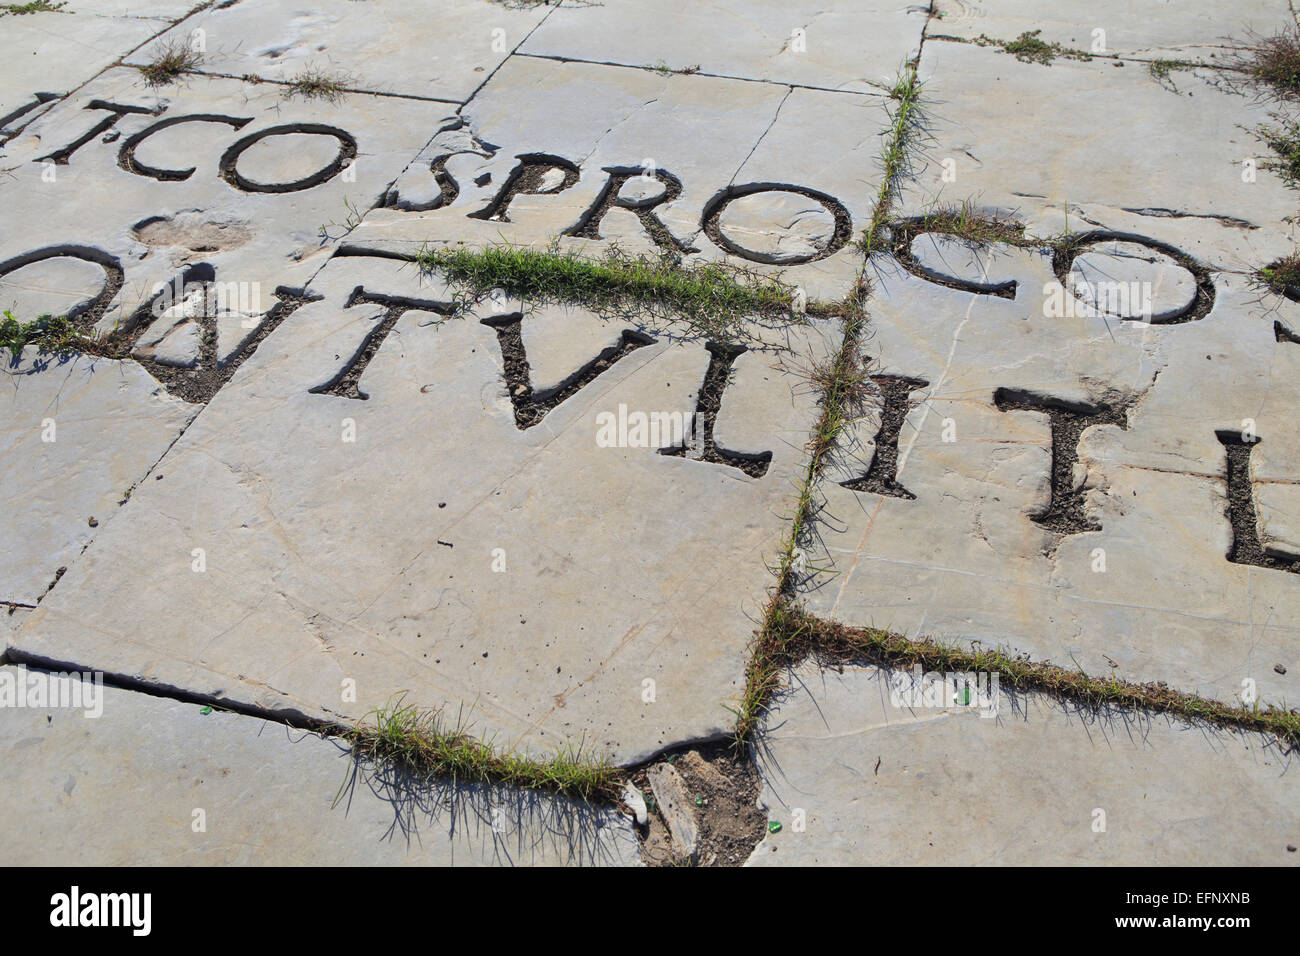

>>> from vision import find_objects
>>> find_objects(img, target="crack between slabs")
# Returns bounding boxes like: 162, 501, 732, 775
512, 51, 888, 98
150, 68, 465, 105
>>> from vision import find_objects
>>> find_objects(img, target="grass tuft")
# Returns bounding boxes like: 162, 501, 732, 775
138, 39, 202, 87
739, 607, 1300, 751
343, 697, 622, 802
282, 69, 350, 103
417, 243, 809, 344
898, 201, 1027, 247
733, 603, 820, 744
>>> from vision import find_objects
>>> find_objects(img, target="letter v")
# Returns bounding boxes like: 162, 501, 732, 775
479, 313, 655, 429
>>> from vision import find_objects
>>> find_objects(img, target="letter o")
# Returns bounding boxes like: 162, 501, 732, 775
0, 245, 123, 331
219, 123, 359, 193
701, 182, 851, 264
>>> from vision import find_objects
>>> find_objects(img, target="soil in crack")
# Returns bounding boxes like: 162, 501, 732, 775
635, 743, 766, 867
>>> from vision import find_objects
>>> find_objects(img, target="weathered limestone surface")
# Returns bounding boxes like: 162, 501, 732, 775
124, 0, 556, 102
520, 0, 928, 93
72, 1, 197, 19
0, 664, 638, 865
13, 254, 835, 764
0, 12, 159, 123
747, 664, 1299, 866
4, 0, 1298, 868
0, 351, 195, 605
0, 70, 451, 598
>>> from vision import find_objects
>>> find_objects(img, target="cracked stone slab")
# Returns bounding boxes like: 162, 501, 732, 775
0, 69, 449, 600
806, 253, 1300, 708
519, 0, 928, 93
903, 41, 1297, 271
929, 0, 1292, 61
13, 253, 837, 765
0, 350, 195, 606
0, 664, 638, 865
747, 664, 1298, 866
348, 55, 888, 302
0, 13, 160, 123
123, 0, 555, 102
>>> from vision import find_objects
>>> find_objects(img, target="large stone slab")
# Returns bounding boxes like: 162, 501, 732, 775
349, 55, 887, 302
748, 664, 1299, 865
520, 0, 927, 93
930, 0, 1293, 61
0, 11, 161, 124
123, 0, 556, 102
903, 41, 1297, 271
0, 68, 450, 600
0, 350, 195, 606
12, 252, 837, 764
0, 664, 637, 865
809, 250, 1300, 708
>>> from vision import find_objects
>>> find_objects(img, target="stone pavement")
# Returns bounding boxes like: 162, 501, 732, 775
0, 0, 1296, 866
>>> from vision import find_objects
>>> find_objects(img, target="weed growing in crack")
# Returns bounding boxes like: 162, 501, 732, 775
0, 0, 65, 13
1255, 251, 1300, 297
318, 196, 366, 241
1231, 26, 1300, 100
806, 618, 1300, 751
138, 39, 202, 87
861, 64, 927, 257
730, 307, 874, 744
974, 29, 1092, 65
1147, 58, 1198, 92
1258, 120, 1300, 188
342, 697, 621, 802
733, 601, 819, 744
645, 60, 700, 76
416, 242, 810, 345
0, 310, 99, 358
737, 62, 928, 746
282, 69, 351, 103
